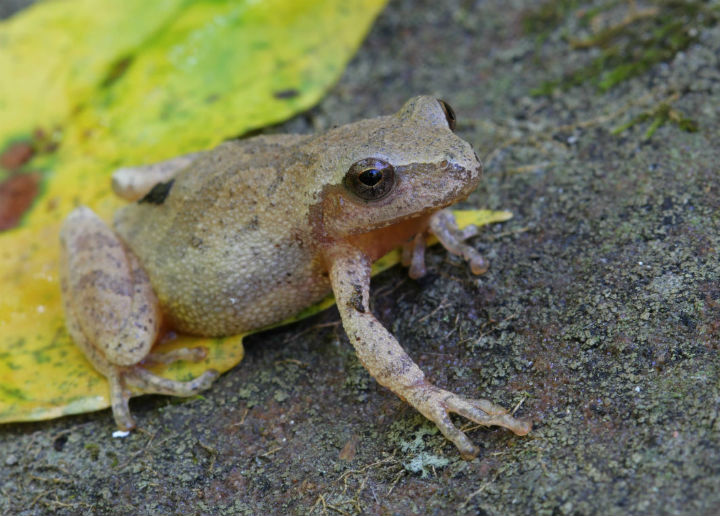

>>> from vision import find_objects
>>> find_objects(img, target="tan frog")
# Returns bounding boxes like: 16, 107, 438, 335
59, 96, 530, 458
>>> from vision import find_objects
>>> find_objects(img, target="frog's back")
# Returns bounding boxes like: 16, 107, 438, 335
114, 135, 331, 336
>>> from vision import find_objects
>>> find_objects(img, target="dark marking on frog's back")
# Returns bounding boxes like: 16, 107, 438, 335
139, 179, 174, 205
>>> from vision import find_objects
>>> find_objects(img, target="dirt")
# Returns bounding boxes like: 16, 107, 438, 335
1, 1, 719, 515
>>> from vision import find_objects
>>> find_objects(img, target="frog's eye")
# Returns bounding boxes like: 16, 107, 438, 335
437, 99, 456, 131
344, 158, 396, 201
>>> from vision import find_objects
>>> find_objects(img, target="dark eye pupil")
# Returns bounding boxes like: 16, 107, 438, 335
358, 168, 382, 186
344, 158, 395, 201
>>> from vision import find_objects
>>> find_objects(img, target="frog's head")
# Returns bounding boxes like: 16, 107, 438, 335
313, 96, 482, 242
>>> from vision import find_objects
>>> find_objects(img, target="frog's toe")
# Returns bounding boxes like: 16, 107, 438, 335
126, 366, 219, 396
106, 366, 218, 431
432, 409, 481, 460
145, 346, 209, 365
445, 394, 532, 436
434, 393, 531, 459
459, 224, 480, 240
404, 384, 531, 459
467, 254, 489, 275
109, 373, 135, 431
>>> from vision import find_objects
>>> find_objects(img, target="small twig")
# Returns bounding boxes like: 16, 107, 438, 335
488, 226, 531, 241
386, 466, 407, 495
116, 431, 170, 471
28, 474, 72, 485
373, 275, 409, 301
477, 313, 518, 338
285, 321, 341, 344
417, 296, 449, 324
511, 396, 527, 416
274, 358, 310, 367
231, 407, 250, 427
23, 432, 38, 454
28, 490, 50, 509
337, 456, 397, 485
258, 445, 282, 458
311, 494, 328, 515
460, 466, 507, 509
41, 495, 91, 511
325, 502, 352, 516
569, 5, 659, 49
197, 441, 218, 471
504, 162, 558, 175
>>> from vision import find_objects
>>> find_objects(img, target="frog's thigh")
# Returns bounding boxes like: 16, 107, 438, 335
60, 206, 159, 369
60, 207, 219, 429
111, 152, 203, 201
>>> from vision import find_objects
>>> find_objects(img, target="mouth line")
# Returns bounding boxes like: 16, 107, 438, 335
395, 161, 478, 179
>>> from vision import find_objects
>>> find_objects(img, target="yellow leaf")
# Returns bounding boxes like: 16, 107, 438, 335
0, 0, 387, 423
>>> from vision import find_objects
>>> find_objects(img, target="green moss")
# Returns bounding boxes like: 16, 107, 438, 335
612, 100, 699, 139
84, 442, 100, 460
522, 0, 579, 38
528, 0, 720, 94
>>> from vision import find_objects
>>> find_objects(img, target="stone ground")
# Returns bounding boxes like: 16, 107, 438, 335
1, 1, 719, 515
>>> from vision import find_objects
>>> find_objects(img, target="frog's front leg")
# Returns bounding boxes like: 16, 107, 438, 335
59, 207, 218, 430
111, 152, 203, 201
429, 209, 489, 275
325, 244, 531, 459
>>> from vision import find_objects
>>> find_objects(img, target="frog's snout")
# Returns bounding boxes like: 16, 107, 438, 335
451, 148, 482, 185
438, 158, 481, 196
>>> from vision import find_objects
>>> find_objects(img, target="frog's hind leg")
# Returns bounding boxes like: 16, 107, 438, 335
107, 361, 217, 431
60, 206, 218, 430
132, 347, 219, 394
145, 347, 209, 365
111, 152, 203, 201
125, 367, 217, 396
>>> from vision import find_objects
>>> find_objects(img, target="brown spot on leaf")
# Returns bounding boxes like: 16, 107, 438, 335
273, 89, 299, 99
0, 173, 41, 231
101, 55, 133, 88
0, 142, 34, 170
32, 128, 60, 153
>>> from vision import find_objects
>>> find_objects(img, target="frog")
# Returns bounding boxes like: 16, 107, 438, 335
59, 96, 531, 459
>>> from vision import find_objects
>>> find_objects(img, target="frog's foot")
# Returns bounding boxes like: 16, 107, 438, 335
427, 209, 489, 275
145, 346, 210, 365
109, 366, 219, 431
401, 382, 531, 459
